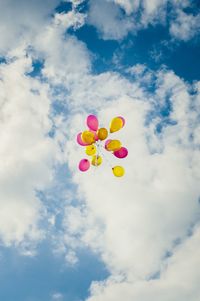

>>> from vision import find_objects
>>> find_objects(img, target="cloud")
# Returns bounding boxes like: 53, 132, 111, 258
88, 0, 134, 40
0, 3, 199, 301
57, 66, 200, 299
170, 9, 200, 41
0, 5, 89, 250
87, 0, 200, 41
0, 53, 58, 247
87, 225, 200, 301
0, 0, 61, 55
110, 0, 141, 15
30, 10, 90, 86
52, 292, 64, 300
0, 6, 91, 250
69, 0, 85, 8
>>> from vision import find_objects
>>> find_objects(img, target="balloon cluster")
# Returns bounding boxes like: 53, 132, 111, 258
77, 115, 128, 177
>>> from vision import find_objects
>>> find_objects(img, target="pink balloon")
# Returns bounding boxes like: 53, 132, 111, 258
104, 139, 112, 150
79, 159, 90, 171
77, 133, 89, 146
113, 147, 128, 158
87, 115, 99, 131
118, 116, 125, 127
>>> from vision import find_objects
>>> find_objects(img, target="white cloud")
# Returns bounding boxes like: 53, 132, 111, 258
55, 10, 86, 30
32, 11, 90, 85
140, 0, 168, 26
0, 0, 61, 55
0, 53, 58, 247
52, 292, 64, 300
87, 225, 200, 301
88, 0, 135, 40
109, 0, 141, 15
170, 10, 200, 41
69, 0, 85, 8
65, 249, 79, 265
0, 6, 91, 250
88, 0, 200, 41
56, 66, 200, 299
0, 2, 199, 301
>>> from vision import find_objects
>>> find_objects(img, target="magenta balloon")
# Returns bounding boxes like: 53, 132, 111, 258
104, 139, 112, 150
87, 115, 99, 131
113, 147, 128, 158
79, 159, 90, 171
118, 116, 125, 127
77, 133, 89, 146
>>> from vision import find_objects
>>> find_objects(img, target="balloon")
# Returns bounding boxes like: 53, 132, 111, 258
79, 159, 90, 171
98, 128, 108, 140
112, 166, 125, 177
77, 133, 89, 146
91, 155, 102, 166
110, 117, 123, 133
118, 116, 125, 127
82, 131, 95, 145
113, 147, 128, 158
105, 139, 112, 150
90, 130, 99, 141
87, 115, 99, 131
86, 144, 96, 156
77, 115, 127, 176
106, 140, 122, 151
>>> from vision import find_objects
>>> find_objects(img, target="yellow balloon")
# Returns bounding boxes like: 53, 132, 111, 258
85, 144, 96, 156
110, 117, 123, 133
82, 131, 95, 144
112, 166, 125, 177
106, 140, 121, 151
91, 155, 102, 166
98, 128, 108, 140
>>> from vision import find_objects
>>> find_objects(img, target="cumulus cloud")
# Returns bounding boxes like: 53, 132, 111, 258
110, 0, 141, 15
55, 66, 200, 299
52, 292, 64, 300
88, 0, 134, 40
0, 3, 90, 250
88, 0, 200, 41
0, 2, 200, 301
0, 53, 58, 246
87, 225, 200, 301
170, 9, 200, 41
69, 0, 85, 8
0, 0, 61, 55
33, 14, 91, 85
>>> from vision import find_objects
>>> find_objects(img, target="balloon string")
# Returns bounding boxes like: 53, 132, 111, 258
96, 143, 100, 167
96, 142, 113, 169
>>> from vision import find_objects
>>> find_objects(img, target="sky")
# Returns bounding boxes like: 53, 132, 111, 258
0, 0, 200, 300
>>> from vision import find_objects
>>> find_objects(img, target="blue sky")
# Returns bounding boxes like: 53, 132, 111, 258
0, 243, 108, 301
74, 21, 200, 81
0, 1, 200, 301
